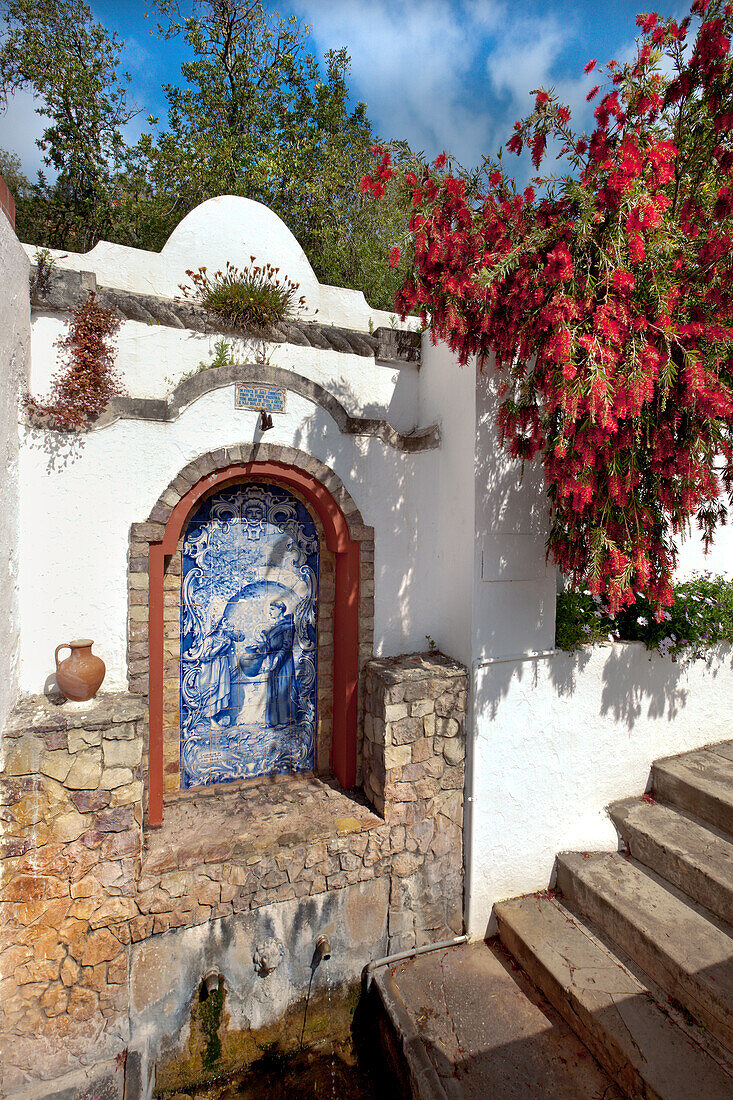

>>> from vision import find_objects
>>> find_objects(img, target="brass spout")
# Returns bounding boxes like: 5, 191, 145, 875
315, 935, 331, 962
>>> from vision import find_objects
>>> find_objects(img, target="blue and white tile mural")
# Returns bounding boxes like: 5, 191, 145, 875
180, 483, 319, 788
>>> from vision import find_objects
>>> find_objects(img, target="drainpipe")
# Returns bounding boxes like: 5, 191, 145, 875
362, 933, 469, 989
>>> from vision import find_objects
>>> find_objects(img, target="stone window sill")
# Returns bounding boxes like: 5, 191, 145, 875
143, 773, 380, 874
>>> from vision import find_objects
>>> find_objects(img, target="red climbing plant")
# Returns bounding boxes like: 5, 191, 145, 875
25, 293, 123, 430
362, 0, 733, 614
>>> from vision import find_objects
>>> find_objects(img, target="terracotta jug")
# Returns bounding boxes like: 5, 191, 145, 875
55, 639, 106, 701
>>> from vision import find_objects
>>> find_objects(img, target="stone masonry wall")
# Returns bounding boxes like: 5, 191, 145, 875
0, 652, 465, 1099
362, 653, 467, 947
0, 695, 145, 1098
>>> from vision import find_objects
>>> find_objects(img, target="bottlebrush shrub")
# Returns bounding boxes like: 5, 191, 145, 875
24, 293, 123, 430
556, 573, 733, 659
363, 0, 733, 615
179, 259, 306, 329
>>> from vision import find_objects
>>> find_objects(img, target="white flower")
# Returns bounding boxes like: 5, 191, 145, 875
607, 633, 615, 642
581, 624, 591, 633
637, 615, 648, 626
663, 611, 672, 621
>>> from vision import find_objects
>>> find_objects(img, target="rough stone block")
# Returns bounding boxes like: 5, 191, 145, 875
391, 716, 423, 746
65, 754, 103, 790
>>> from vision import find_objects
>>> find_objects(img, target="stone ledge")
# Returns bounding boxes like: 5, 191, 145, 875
143, 773, 380, 874
3, 692, 146, 737
94, 362, 440, 453
29, 265, 422, 364
368, 652, 468, 687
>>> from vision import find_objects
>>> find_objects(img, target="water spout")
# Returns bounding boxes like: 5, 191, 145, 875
202, 968, 220, 999
315, 935, 331, 963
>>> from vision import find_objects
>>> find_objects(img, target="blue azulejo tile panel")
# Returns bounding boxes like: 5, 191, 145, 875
180, 483, 319, 789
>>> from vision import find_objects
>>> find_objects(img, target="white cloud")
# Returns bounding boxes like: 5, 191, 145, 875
0, 89, 48, 177
290, 0, 506, 165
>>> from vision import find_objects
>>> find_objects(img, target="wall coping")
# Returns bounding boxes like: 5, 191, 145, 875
29, 265, 422, 364
3, 692, 146, 736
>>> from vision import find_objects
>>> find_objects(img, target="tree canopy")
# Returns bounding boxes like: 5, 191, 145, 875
364, 0, 733, 611
0, 0, 410, 308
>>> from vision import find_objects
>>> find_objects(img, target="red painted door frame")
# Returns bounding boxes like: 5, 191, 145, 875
147, 461, 360, 827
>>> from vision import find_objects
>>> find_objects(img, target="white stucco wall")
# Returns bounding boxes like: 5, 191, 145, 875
17, 385, 461, 693
0, 216, 29, 731
465, 641, 733, 936
21, 196, 418, 333
28, 312, 420, 431
416, 341, 476, 667
16, 195, 733, 943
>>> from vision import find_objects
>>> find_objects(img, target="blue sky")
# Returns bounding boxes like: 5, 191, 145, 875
0, 0, 691, 179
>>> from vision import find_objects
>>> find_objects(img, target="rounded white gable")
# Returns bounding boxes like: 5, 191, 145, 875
162, 195, 320, 306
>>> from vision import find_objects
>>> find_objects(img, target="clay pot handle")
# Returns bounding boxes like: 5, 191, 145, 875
55, 643, 71, 670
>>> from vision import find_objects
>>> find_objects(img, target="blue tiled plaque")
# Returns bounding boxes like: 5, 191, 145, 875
180, 483, 319, 788
234, 384, 286, 412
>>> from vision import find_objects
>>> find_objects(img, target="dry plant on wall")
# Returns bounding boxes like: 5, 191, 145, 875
179, 257, 310, 329
24, 293, 123, 430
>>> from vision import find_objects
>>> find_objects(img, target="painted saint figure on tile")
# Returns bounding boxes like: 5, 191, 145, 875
180, 483, 319, 788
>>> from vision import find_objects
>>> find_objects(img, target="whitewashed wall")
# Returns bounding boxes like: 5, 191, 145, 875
21, 196, 417, 333
28, 312, 420, 432
0, 216, 29, 731
18, 384, 464, 694
465, 641, 733, 936
16, 195, 733, 941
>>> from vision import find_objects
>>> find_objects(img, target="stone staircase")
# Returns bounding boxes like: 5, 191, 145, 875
495, 741, 733, 1100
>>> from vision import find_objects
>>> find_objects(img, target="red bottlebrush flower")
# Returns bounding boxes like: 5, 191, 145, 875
558, 106, 571, 123
531, 133, 547, 169
576, 139, 588, 154
435, 153, 446, 168
544, 245, 573, 283
359, 174, 373, 193
584, 59, 597, 73
535, 91, 550, 109
612, 269, 635, 293
389, 246, 401, 268
524, 185, 536, 204
629, 234, 645, 263
586, 85, 600, 101
370, 143, 384, 157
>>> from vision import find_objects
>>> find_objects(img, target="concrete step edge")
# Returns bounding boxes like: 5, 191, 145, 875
556, 851, 733, 1052
609, 797, 733, 924
652, 754, 733, 836
495, 893, 733, 1100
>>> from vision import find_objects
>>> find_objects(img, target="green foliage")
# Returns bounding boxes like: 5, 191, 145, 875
124, 0, 411, 308
180, 259, 305, 328
0, 0, 136, 251
1, 0, 410, 308
206, 339, 235, 370
556, 574, 733, 660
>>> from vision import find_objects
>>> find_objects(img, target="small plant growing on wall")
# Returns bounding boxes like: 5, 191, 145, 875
24, 293, 123, 430
179, 257, 306, 329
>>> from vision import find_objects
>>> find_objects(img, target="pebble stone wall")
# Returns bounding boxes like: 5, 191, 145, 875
0, 653, 466, 1100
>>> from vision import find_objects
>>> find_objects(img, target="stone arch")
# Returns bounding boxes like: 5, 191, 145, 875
127, 443, 375, 826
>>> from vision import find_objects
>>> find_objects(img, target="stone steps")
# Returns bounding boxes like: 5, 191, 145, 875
495, 739, 733, 1100
495, 893, 733, 1100
610, 796, 733, 924
556, 851, 733, 1051
652, 742, 733, 834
